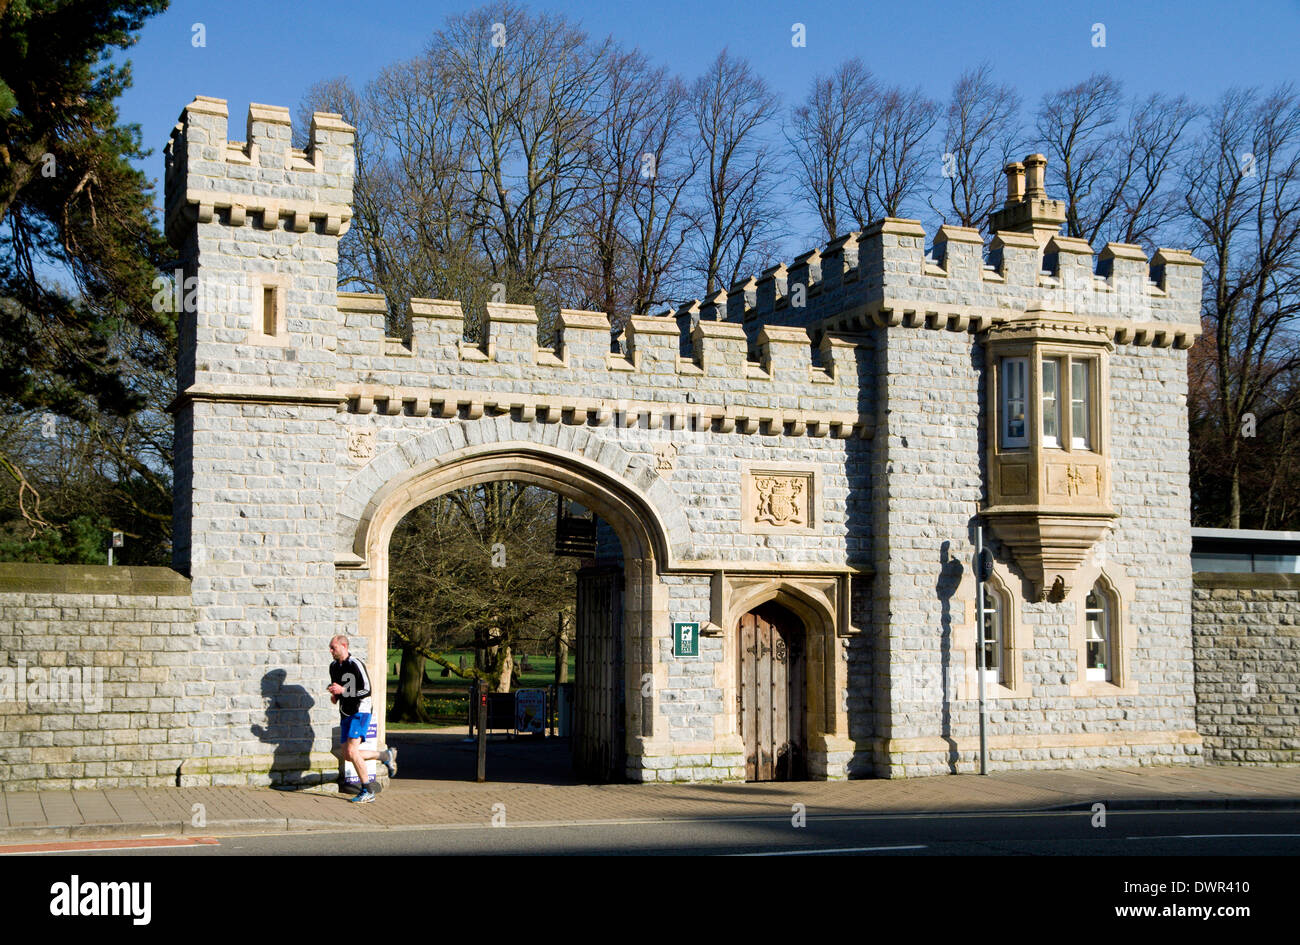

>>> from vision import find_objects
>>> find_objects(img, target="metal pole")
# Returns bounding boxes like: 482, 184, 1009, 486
107, 546, 113, 567
476, 689, 488, 782
975, 524, 988, 776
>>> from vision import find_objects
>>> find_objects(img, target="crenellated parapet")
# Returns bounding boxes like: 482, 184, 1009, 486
333, 292, 874, 440
164, 96, 355, 247
656, 154, 1202, 352
164, 99, 1199, 439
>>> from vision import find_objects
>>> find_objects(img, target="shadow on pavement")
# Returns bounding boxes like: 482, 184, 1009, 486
385, 730, 593, 787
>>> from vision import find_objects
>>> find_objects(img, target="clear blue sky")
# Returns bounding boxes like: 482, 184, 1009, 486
115, 0, 1300, 249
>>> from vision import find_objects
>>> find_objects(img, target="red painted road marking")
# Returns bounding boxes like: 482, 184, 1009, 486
0, 837, 220, 855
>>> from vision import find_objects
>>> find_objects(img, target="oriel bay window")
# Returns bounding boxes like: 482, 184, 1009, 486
983, 309, 1116, 601
996, 352, 1097, 453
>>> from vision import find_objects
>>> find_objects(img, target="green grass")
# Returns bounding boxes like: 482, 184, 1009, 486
383, 648, 573, 727
384, 648, 573, 691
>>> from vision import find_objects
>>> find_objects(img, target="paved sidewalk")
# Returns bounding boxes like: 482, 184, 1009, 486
1, 765, 1297, 844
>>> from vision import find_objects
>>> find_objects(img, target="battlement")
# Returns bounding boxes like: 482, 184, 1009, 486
164, 99, 1202, 439
664, 155, 1204, 352
164, 96, 355, 247
329, 292, 874, 439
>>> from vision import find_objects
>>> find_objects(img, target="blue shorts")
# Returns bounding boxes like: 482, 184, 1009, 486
340, 713, 371, 742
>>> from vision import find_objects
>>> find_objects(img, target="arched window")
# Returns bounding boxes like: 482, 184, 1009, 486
1084, 583, 1112, 681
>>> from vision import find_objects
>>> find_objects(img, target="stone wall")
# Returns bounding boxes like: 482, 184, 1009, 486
1193, 572, 1300, 765
0, 565, 195, 791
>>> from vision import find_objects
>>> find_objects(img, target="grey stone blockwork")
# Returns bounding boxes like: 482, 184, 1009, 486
0, 566, 197, 791
146, 96, 1216, 788
1193, 573, 1300, 765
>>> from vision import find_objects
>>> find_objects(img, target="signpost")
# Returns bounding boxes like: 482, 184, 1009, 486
673, 621, 700, 658
108, 531, 123, 567
476, 689, 487, 782
974, 526, 992, 776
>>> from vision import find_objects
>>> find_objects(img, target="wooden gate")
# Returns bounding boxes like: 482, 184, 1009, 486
739, 603, 807, 781
573, 567, 625, 781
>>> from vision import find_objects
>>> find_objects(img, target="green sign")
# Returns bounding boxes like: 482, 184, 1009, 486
673, 621, 700, 658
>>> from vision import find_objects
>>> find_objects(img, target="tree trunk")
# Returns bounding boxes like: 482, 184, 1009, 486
496, 645, 513, 693
390, 646, 431, 723
556, 613, 568, 684
1227, 433, 1242, 528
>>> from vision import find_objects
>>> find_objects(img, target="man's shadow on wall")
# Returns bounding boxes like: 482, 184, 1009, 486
936, 541, 964, 773
251, 669, 316, 788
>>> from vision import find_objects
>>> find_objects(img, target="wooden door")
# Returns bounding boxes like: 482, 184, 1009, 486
739, 604, 806, 781
573, 567, 625, 781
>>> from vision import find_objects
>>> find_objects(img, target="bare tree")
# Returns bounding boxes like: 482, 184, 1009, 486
564, 48, 697, 328
1038, 73, 1123, 240
300, 62, 487, 340
689, 49, 782, 296
845, 84, 939, 227
437, 3, 611, 313
787, 58, 876, 240
1040, 77, 1196, 250
1184, 85, 1300, 527
1103, 92, 1198, 248
932, 64, 1023, 231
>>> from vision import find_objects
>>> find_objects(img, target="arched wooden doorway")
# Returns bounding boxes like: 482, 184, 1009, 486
738, 602, 807, 781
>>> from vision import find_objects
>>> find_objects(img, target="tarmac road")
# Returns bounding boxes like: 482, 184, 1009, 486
30, 808, 1300, 856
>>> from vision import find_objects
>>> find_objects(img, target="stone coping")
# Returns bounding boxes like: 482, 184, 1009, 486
1193, 571, 1300, 591
0, 564, 191, 596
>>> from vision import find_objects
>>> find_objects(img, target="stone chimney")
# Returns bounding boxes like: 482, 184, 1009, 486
1004, 161, 1025, 206
989, 152, 1067, 247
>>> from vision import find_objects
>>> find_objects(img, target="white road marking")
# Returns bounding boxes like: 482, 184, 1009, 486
1126, 833, 1300, 840
732, 844, 927, 856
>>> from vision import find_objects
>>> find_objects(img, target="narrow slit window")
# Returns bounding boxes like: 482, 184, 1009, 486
262, 286, 278, 336
980, 583, 1003, 683
1042, 357, 1061, 448
1071, 360, 1091, 449
1085, 586, 1110, 681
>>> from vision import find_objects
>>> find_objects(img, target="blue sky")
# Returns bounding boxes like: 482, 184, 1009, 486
115, 0, 1300, 251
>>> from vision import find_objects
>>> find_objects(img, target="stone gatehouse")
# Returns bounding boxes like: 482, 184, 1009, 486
0, 95, 1218, 789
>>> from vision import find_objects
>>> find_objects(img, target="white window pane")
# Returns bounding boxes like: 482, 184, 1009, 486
1071, 360, 1091, 449
1042, 358, 1060, 447
1085, 584, 1111, 681
980, 586, 1002, 677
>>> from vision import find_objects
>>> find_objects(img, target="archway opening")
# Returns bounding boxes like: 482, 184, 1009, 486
345, 443, 669, 788
375, 480, 631, 786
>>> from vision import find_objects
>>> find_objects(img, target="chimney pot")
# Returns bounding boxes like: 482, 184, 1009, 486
1023, 153, 1047, 199
1004, 162, 1026, 206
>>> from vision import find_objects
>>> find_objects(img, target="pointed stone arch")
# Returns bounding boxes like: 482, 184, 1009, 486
333, 417, 689, 767
713, 573, 854, 779
335, 417, 691, 571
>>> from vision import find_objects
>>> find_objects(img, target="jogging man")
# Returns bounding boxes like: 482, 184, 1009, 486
327, 634, 395, 803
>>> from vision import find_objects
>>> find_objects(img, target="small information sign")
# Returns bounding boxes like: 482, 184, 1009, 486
515, 689, 546, 735
673, 621, 700, 658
